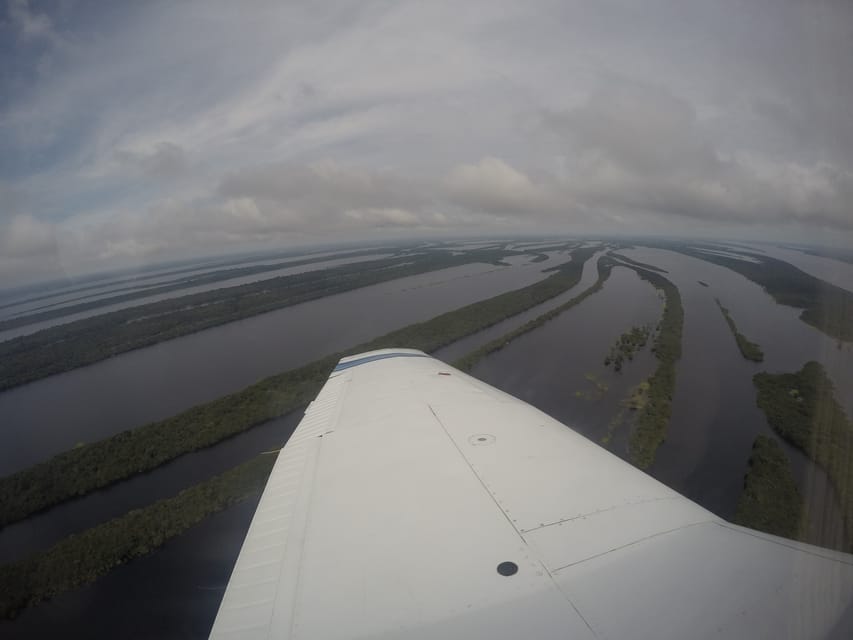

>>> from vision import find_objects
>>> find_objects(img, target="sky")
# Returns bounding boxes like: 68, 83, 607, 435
1, 0, 852, 286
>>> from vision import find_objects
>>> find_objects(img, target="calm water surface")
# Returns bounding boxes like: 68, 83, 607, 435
3, 244, 852, 638
623, 247, 849, 547
0, 254, 563, 475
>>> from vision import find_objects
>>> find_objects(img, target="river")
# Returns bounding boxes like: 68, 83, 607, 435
0, 252, 566, 476
3, 243, 851, 638
621, 247, 849, 548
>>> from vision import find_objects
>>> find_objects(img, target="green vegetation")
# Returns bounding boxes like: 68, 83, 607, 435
626, 381, 651, 411
0, 454, 276, 620
453, 257, 616, 372
754, 361, 853, 550
0, 248, 389, 333
627, 269, 684, 469
679, 247, 853, 343
610, 253, 669, 274
604, 325, 651, 372
575, 372, 609, 401
715, 299, 764, 362
733, 435, 804, 540
0, 245, 558, 392
0, 246, 598, 528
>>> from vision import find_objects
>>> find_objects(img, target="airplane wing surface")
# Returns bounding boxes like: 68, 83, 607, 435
209, 349, 853, 639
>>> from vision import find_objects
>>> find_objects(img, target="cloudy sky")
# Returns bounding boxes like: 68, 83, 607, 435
1, 0, 852, 285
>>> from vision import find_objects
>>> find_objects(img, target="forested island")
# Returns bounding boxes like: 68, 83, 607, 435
0, 246, 597, 528
627, 269, 684, 469
0, 246, 609, 617
454, 256, 615, 372
0, 245, 572, 392
716, 299, 764, 361
754, 361, 853, 550
676, 247, 853, 343
0, 247, 386, 333
0, 454, 276, 619
733, 435, 804, 539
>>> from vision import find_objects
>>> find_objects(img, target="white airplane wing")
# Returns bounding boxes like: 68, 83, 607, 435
209, 349, 853, 640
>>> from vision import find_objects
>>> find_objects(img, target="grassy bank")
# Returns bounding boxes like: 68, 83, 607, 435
0, 247, 598, 528
453, 257, 614, 372
0, 454, 276, 620
627, 269, 684, 469
733, 435, 804, 540
0, 245, 550, 392
715, 299, 764, 361
754, 361, 853, 550
679, 247, 853, 343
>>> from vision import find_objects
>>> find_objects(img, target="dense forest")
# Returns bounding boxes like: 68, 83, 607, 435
754, 361, 853, 550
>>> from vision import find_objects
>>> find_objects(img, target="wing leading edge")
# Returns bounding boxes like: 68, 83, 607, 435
209, 349, 853, 640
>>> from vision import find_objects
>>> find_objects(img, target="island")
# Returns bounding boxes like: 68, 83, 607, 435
716, 299, 764, 361
733, 435, 804, 539
754, 361, 853, 550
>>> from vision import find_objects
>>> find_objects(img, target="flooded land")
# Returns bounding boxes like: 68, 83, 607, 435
2, 238, 852, 637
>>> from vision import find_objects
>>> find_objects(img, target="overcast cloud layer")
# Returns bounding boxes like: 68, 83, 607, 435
1, 0, 852, 285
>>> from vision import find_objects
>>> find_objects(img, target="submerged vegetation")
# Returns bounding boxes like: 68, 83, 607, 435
0, 246, 598, 528
754, 361, 853, 550
733, 435, 804, 540
0, 454, 276, 620
627, 269, 684, 469
680, 247, 853, 343
604, 325, 652, 372
716, 299, 764, 362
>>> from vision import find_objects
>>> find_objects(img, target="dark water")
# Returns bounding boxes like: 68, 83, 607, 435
5, 497, 260, 639
0, 254, 561, 476
0, 253, 394, 341
2, 244, 852, 638
469, 266, 663, 458
0, 412, 302, 564
623, 247, 849, 547
432, 250, 605, 363
758, 245, 853, 294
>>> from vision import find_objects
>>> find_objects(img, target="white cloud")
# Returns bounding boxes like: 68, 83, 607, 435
8, 0, 55, 42
1, 0, 852, 285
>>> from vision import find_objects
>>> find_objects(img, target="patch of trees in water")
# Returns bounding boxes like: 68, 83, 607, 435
733, 435, 804, 540
604, 325, 652, 372
0, 244, 575, 392
0, 247, 598, 530
715, 299, 764, 362
626, 270, 684, 470
0, 454, 275, 620
677, 246, 853, 344
754, 361, 853, 551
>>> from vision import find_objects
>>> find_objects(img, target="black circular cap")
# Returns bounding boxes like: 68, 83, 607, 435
497, 561, 518, 576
